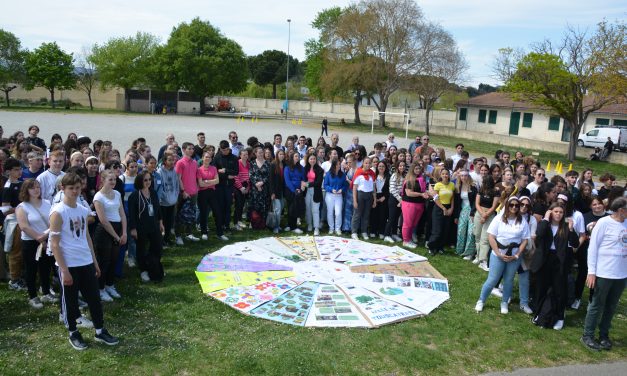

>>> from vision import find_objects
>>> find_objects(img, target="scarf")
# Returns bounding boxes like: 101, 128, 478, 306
350, 167, 375, 189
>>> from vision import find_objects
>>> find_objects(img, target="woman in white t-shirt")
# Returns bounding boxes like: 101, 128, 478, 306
93, 170, 127, 302
16, 179, 54, 309
351, 157, 376, 240
475, 196, 529, 314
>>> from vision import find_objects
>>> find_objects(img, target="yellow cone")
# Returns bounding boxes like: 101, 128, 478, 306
546, 161, 551, 172
568, 163, 572, 171
557, 162, 563, 174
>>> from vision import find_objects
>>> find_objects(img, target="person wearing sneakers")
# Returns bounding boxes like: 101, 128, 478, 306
383, 160, 406, 243
50, 172, 119, 350
323, 159, 346, 236
15, 179, 54, 309
473, 176, 499, 271
3, 158, 25, 291
232, 148, 251, 231
400, 162, 429, 248
175, 143, 200, 244
475, 196, 529, 315
351, 157, 376, 240
196, 151, 226, 241
303, 154, 324, 236
93, 170, 127, 302
284, 151, 306, 234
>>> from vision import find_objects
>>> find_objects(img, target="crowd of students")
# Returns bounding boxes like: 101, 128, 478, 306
0, 124, 624, 352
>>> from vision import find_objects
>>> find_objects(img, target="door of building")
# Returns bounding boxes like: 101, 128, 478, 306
509, 112, 520, 136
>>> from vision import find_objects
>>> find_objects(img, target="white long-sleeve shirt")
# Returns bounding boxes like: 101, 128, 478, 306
587, 215, 627, 279
37, 170, 65, 202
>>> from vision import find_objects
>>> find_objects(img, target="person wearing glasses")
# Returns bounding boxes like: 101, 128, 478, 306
475, 196, 529, 314
413, 135, 434, 159
128, 171, 164, 283
408, 136, 422, 156
296, 136, 308, 158
228, 131, 243, 157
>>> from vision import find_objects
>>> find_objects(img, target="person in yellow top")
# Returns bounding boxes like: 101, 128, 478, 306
427, 169, 455, 255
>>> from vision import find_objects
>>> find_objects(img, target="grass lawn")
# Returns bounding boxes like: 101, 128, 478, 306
1, 228, 625, 376
335, 122, 627, 181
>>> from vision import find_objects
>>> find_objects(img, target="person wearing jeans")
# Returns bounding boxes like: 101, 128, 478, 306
351, 158, 376, 240
475, 196, 529, 314
323, 160, 346, 235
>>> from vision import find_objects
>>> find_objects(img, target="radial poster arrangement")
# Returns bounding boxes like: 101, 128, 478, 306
195, 236, 450, 328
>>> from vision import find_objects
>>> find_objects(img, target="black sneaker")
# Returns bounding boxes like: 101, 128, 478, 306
69, 331, 88, 351
580, 336, 600, 351
599, 337, 612, 350
94, 329, 119, 346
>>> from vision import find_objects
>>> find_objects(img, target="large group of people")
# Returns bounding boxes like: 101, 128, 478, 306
0, 124, 624, 352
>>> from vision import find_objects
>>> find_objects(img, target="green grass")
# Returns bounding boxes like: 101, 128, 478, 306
0, 228, 624, 376
336, 121, 627, 180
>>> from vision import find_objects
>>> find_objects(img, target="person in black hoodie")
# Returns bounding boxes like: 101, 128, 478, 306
531, 202, 580, 330
370, 161, 389, 239
128, 171, 164, 283
268, 150, 286, 234
303, 154, 324, 235
213, 140, 239, 232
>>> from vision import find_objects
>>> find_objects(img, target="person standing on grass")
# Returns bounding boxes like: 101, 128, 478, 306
157, 151, 179, 247
475, 196, 529, 315
455, 170, 478, 258
351, 157, 376, 240
269, 150, 286, 234
15, 179, 55, 309
400, 162, 429, 249
427, 169, 455, 255
323, 159, 346, 235
233, 148, 251, 231
50, 172, 119, 351
580, 197, 626, 351
384, 160, 406, 243
4, 158, 25, 291
174, 142, 200, 244
303, 154, 324, 236
284, 151, 306, 234
249, 146, 272, 225
93, 170, 126, 303
197, 151, 226, 241
370, 161, 389, 239
37, 150, 65, 202
321, 117, 328, 137
214, 140, 239, 233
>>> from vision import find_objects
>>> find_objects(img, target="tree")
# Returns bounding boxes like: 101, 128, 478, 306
304, 7, 342, 101
503, 20, 626, 161
90, 32, 159, 111
0, 29, 27, 107
406, 25, 467, 134
24, 42, 75, 108
491, 47, 525, 83
248, 50, 298, 99
75, 46, 97, 110
158, 18, 248, 114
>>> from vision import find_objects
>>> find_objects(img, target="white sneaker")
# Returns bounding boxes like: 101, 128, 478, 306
40, 293, 59, 303
351, 233, 359, 240
378, 234, 384, 240
274, 228, 280, 234
314, 229, 320, 236
335, 230, 342, 236
29, 297, 43, 309
99, 289, 113, 302
328, 230, 334, 235
412, 234, 418, 243
391, 235, 402, 242
403, 241, 417, 249
474, 300, 484, 312
520, 305, 533, 314
218, 235, 229, 241
293, 228, 303, 234
479, 262, 489, 272
186, 234, 200, 242
553, 320, 564, 330
105, 285, 121, 299
140, 271, 150, 282
463, 255, 473, 261
500, 302, 509, 314
297, 218, 301, 226
175, 237, 184, 246
76, 315, 93, 329
283, 226, 291, 232
369, 233, 375, 238
127, 257, 136, 268
201, 234, 208, 241
384, 236, 394, 243
571, 299, 581, 310
362, 233, 369, 240
237, 221, 246, 229
472, 258, 481, 265
491, 288, 503, 298
235, 224, 243, 231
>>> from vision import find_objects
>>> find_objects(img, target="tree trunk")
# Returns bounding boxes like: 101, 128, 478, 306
272, 83, 277, 99
88, 92, 93, 110
50, 89, 56, 109
568, 121, 582, 161
199, 97, 207, 115
378, 97, 388, 128
425, 107, 431, 135
124, 88, 131, 111
3, 91, 9, 107
353, 90, 362, 125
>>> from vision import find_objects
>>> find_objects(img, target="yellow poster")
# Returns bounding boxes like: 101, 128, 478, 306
195, 270, 295, 294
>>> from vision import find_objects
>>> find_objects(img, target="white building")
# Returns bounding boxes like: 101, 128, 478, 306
455, 92, 627, 144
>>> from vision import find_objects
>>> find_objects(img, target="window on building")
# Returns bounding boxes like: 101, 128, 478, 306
488, 110, 497, 124
613, 119, 627, 127
522, 113, 533, 128
548, 116, 560, 131
595, 118, 610, 126
478, 109, 486, 123
459, 108, 467, 121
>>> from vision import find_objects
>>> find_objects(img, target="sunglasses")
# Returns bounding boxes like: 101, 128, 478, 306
520, 203, 531, 209
537, 173, 545, 176
509, 203, 520, 208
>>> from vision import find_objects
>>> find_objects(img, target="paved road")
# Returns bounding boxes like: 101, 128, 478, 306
482, 361, 627, 376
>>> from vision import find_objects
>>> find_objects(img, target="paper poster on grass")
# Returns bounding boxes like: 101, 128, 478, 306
350, 261, 445, 279
277, 236, 320, 261
197, 255, 293, 273
250, 281, 320, 326
249, 237, 305, 263
195, 270, 295, 294
212, 243, 298, 267
338, 285, 421, 327
313, 236, 350, 261
336, 241, 426, 266
209, 278, 301, 313
305, 284, 370, 327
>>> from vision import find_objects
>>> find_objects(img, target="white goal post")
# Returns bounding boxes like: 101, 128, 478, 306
371, 111, 411, 139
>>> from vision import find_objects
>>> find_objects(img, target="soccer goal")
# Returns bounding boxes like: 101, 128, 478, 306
371, 111, 411, 139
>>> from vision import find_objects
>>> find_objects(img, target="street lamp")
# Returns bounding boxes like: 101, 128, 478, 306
285, 19, 291, 120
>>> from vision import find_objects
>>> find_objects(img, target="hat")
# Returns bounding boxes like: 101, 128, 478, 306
76, 135, 91, 145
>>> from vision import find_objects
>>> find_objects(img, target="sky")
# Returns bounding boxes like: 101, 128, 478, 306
2, 0, 625, 87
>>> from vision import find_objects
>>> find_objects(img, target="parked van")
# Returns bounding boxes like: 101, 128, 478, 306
578, 127, 627, 151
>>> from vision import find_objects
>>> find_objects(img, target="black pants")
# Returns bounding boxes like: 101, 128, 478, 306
417, 200, 433, 239
233, 188, 249, 225
216, 185, 234, 230
136, 230, 164, 282
384, 196, 402, 237
534, 253, 569, 320
160, 205, 175, 244
370, 193, 388, 236
285, 192, 301, 229
574, 241, 589, 301
59, 263, 104, 332
94, 222, 122, 289
198, 189, 224, 236
428, 203, 452, 251
321, 125, 328, 136
22, 239, 52, 299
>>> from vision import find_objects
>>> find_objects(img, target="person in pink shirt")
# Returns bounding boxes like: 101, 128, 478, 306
196, 151, 227, 241
174, 143, 199, 243
233, 148, 251, 230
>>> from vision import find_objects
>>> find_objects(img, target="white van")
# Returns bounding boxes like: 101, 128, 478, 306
578, 127, 627, 151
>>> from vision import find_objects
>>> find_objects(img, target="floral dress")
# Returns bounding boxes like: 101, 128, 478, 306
249, 160, 271, 217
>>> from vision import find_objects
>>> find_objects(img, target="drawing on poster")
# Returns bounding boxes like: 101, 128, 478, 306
195, 236, 449, 328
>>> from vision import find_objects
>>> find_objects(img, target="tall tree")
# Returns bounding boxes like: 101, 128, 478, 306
75, 46, 97, 110
248, 50, 297, 99
90, 32, 159, 111
503, 20, 626, 161
158, 18, 248, 114
304, 7, 342, 101
0, 29, 27, 107
24, 42, 75, 108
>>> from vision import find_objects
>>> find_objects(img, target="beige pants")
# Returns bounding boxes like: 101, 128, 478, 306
473, 212, 495, 263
